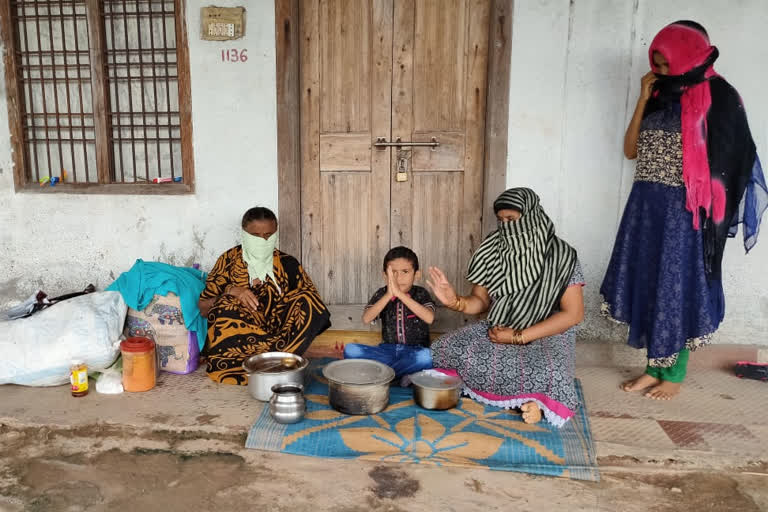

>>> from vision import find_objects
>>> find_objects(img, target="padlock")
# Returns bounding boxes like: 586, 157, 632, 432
396, 150, 409, 182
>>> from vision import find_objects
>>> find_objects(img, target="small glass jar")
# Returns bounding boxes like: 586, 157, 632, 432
70, 360, 89, 397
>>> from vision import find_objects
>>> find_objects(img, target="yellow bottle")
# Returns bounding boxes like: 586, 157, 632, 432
70, 360, 89, 397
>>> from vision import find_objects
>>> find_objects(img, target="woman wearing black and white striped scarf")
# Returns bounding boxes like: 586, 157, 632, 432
427, 188, 584, 426
467, 187, 577, 329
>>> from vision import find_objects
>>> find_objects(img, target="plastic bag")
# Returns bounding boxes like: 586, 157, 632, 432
0, 291, 127, 386
95, 356, 124, 394
95, 368, 124, 394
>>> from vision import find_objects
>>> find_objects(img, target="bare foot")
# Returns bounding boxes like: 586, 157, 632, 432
520, 402, 543, 424
645, 380, 681, 400
621, 373, 660, 392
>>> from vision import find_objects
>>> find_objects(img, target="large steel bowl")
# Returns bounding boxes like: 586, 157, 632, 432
243, 352, 309, 401
322, 359, 395, 415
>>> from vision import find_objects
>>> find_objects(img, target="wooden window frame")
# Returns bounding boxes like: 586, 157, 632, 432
273, 0, 512, 258
0, 0, 195, 195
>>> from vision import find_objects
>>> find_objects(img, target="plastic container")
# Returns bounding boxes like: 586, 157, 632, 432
70, 360, 89, 397
120, 337, 157, 392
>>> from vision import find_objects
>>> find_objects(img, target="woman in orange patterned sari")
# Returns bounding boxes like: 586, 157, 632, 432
198, 207, 331, 384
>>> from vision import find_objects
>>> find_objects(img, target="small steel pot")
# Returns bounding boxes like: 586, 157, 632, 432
269, 383, 306, 424
243, 352, 309, 402
323, 359, 395, 415
410, 371, 462, 410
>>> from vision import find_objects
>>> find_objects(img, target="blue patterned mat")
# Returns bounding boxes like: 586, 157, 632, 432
246, 359, 599, 481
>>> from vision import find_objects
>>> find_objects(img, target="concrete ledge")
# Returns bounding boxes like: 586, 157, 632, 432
306, 330, 766, 370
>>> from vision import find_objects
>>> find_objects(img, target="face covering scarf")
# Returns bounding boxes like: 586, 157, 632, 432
241, 231, 280, 293
466, 188, 577, 329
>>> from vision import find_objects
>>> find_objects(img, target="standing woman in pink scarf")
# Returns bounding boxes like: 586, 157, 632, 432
601, 21, 767, 399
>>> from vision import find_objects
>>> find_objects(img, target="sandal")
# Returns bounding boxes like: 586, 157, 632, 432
734, 361, 768, 381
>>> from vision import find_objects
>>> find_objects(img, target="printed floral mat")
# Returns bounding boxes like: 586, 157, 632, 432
246, 359, 599, 481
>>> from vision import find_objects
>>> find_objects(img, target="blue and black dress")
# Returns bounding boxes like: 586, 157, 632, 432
601, 90, 767, 374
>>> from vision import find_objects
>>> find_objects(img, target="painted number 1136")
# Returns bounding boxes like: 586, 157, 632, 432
221, 49, 248, 63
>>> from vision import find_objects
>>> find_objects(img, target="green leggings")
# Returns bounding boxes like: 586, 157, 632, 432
645, 349, 690, 383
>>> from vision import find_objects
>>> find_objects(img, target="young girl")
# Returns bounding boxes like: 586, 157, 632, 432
601, 21, 767, 400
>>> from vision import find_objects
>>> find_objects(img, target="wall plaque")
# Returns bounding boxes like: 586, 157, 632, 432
201, 6, 245, 41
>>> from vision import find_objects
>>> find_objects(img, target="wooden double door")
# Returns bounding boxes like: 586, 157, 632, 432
299, 0, 490, 329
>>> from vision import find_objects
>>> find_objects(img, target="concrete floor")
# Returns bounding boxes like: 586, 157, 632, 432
1, 349, 767, 512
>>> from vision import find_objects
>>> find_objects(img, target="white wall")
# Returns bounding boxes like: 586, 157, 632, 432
1, 0, 766, 346
0, 0, 278, 303
507, 0, 768, 344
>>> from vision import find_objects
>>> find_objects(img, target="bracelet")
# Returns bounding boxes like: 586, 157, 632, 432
451, 296, 466, 312
510, 329, 527, 345
224, 284, 234, 296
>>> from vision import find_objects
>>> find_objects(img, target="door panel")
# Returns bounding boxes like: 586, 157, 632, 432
319, 0, 372, 134
320, 134, 372, 171
410, 172, 463, 278
411, 131, 465, 171
391, 0, 490, 304
320, 172, 374, 303
413, 0, 467, 132
301, 0, 393, 308
300, 0, 489, 329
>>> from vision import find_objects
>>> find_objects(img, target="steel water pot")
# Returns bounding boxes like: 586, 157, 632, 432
269, 383, 306, 424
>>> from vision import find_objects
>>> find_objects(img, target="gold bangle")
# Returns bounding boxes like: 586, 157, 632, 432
508, 328, 524, 345
452, 296, 466, 312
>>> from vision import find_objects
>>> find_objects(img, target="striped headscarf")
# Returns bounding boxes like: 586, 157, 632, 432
466, 188, 577, 329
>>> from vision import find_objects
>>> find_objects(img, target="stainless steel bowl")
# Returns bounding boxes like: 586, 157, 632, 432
410, 371, 462, 410
323, 359, 395, 415
243, 352, 309, 401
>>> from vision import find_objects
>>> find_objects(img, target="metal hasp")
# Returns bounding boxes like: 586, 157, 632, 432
373, 136, 440, 149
